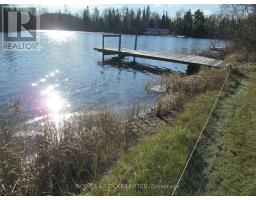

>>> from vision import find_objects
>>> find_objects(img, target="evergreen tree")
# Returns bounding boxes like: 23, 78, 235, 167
24, 5, 236, 39
183, 10, 193, 36
83, 6, 90, 30
192, 9, 206, 37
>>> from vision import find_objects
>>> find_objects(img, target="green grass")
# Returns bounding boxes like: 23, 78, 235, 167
85, 64, 256, 196
85, 91, 219, 195
199, 64, 256, 195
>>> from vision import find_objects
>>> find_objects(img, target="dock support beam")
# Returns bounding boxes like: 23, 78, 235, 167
102, 35, 105, 63
118, 35, 121, 59
133, 34, 138, 63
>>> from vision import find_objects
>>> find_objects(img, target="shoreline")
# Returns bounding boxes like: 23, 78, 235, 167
86, 61, 252, 195
0, 29, 222, 40
2, 54, 254, 195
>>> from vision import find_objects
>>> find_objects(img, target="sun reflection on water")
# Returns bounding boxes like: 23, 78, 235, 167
45, 30, 75, 44
44, 90, 71, 127
45, 91, 67, 113
30, 69, 71, 127
41, 83, 70, 125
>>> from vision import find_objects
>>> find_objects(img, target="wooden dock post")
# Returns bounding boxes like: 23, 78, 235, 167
133, 34, 138, 63
118, 34, 121, 59
102, 35, 105, 63
118, 34, 121, 51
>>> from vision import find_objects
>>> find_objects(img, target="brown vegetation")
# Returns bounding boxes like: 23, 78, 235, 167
225, 50, 256, 63
0, 107, 138, 195
156, 67, 229, 118
0, 65, 233, 196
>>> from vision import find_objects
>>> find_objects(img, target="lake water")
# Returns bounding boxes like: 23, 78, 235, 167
0, 31, 213, 122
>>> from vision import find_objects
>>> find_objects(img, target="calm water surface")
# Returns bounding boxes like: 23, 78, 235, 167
0, 31, 212, 122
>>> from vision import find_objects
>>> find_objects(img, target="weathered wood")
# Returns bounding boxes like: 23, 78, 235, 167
102, 35, 105, 62
94, 47, 224, 67
134, 35, 138, 50
133, 35, 138, 63
118, 35, 121, 58
103, 34, 121, 37
102, 34, 122, 62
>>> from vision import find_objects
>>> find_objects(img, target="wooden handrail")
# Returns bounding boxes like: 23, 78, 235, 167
102, 34, 122, 62
103, 34, 121, 37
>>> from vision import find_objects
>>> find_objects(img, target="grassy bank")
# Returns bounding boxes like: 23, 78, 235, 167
184, 63, 256, 195
85, 91, 220, 195
84, 66, 232, 195
85, 63, 256, 196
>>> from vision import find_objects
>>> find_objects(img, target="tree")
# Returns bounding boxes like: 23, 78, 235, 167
174, 10, 184, 35
192, 9, 206, 37
220, 4, 256, 53
17, 4, 236, 40
83, 6, 90, 30
183, 10, 193, 36
135, 8, 143, 33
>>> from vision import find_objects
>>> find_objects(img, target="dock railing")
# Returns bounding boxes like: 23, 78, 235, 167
101, 34, 138, 63
102, 34, 121, 62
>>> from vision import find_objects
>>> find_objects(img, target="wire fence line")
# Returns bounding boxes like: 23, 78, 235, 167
171, 65, 231, 196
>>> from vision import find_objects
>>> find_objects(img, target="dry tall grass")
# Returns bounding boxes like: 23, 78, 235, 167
156, 67, 229, 117
0, 106, 137, 195
225, 50, 256, 63
0, 66, 231, 195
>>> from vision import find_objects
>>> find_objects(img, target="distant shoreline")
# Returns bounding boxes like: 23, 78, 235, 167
1, 29, 221, 40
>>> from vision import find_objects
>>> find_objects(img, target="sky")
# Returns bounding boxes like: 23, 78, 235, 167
38, 4, 221, 17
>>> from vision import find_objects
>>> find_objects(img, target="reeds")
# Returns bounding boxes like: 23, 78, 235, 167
156, 67, 229, 118
0, 66, 231, 195
0, 106, 136, 195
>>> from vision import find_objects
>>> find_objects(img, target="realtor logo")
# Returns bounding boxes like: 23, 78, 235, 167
2, 6, 40, 51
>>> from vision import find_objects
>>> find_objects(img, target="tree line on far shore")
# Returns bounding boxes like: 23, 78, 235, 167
41, 5, 255, 52
0, 5, 232, 38
0, 5, 255, 53
39, 6, 228, 38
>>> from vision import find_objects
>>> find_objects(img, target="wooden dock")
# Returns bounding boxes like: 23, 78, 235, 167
94, 34, 224, 68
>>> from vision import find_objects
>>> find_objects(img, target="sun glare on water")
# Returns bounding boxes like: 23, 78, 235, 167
45, 92, 65, 113
45, 30, 75, 44
41, 84, 70, 114
43, 88, 71, 126
30, 70, 71, 126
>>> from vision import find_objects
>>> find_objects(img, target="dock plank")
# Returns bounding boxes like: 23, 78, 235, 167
94, 47, 224, 67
